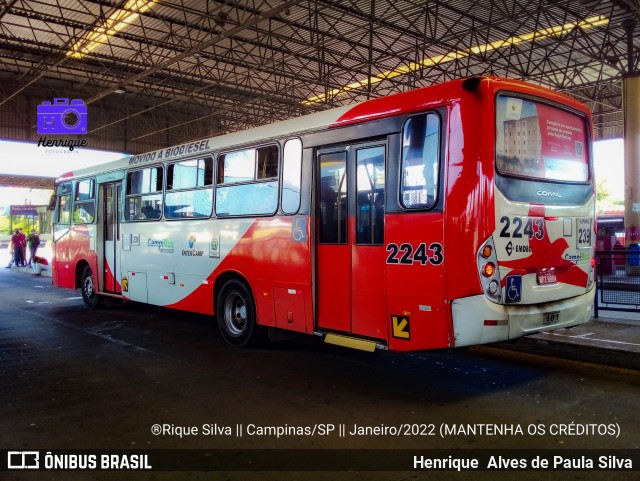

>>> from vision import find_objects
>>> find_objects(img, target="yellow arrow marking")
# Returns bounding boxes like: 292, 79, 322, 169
392, 316, 410, 339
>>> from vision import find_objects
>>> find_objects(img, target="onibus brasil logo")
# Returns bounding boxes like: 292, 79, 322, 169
37, 97, 88, 151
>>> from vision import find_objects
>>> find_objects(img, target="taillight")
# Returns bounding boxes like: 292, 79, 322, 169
481, 245, 493, 259
477, 237, 502, 303
483, 262, 496, 277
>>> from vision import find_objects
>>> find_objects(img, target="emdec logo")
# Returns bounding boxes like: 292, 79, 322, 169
8, 451, 39, 469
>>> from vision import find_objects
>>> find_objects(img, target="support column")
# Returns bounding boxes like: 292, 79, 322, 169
622, 19, 640, 271
623, 76, 640, 245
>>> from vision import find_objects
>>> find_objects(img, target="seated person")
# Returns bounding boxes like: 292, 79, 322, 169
141, 205, 160, 219
31, 256, 50, 276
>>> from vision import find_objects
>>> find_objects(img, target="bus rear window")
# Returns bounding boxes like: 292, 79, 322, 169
495, 95, 588, 182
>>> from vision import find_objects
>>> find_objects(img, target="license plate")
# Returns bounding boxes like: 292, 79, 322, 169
543, 311, 560, 325
537, 270, 557, 285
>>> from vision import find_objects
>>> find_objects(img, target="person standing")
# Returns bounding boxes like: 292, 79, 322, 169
5, 230, 17, 268
7, 228, 23, 268
26, 230, 41, 266
16, 228, 27, 267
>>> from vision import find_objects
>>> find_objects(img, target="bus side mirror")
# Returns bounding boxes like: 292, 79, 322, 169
47, 194, 56, 211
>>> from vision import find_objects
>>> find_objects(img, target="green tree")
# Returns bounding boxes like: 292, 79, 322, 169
0, 212, 9, 236
597, 179, 610, 203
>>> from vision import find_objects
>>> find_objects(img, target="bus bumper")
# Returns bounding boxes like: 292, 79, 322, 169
451, 287, 595, 348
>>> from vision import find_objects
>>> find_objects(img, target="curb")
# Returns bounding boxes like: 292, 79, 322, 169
486, 334, 640, 371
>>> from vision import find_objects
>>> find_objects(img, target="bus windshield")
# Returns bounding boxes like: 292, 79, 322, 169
495, 95, 588, 182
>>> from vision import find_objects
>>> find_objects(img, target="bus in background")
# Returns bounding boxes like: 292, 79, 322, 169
50, 76, 595, 352
596, 212, 624, 247
596, 212, 625, 271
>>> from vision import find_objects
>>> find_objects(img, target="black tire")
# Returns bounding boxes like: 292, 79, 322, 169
216, 279, 265, 347
80, 265, 101, 309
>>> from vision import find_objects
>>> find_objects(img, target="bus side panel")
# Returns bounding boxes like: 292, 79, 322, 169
210, 217, 312, 331
53, 226, 98, 290
384, 213, 448, 351
69, 225, 97, 288
444, 98, 495, 303
52, 227, 74, 289
121, 221, 218, 312
104, 262, 116, 293
162, 278, 214, 316
159, 217, 312, 329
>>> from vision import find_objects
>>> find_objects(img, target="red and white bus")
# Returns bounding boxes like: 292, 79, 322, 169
51, 76, 595, 352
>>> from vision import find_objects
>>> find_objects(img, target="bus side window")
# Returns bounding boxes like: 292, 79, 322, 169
165, 157, 213, 219
57, 195, 71, 224
282, 138, 302, 214
73, 202, 95, 224
216, 145, 279, 217
400, 113, 441, 209
125, 167, 163, 221
73, 179, 95, 224
318, 151, 347, 244
54, 182, 72, 224
355, 145, 385, 245
257, 145, 279, 179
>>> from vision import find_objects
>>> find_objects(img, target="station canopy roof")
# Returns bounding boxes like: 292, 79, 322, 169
0, 174, 55, 190
0, 0, 638, 152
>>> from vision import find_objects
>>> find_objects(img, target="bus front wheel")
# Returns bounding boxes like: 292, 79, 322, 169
216, 279, 264, 347
81, 265, 101, 309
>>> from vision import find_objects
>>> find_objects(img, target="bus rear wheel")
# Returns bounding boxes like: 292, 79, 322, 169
81, 265, 101, 309
216, 279, 264, 347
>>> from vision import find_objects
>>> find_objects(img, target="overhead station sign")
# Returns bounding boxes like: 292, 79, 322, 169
9, 205, 46, 217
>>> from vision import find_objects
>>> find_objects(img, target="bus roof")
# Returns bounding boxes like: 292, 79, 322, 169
57, 103, 352, 182
57, 76, 590, 183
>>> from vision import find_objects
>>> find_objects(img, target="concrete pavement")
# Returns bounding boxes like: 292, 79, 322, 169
5, 262, 640, 370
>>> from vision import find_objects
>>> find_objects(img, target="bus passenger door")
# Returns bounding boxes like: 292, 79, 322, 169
52, 182, 73, 288
101, 182, 122, 294
316, 144, 387, 341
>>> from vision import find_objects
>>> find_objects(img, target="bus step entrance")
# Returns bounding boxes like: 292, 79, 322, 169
322, 332, 384, 352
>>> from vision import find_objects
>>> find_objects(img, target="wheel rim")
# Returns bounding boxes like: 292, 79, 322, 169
83, 274, 94, 299
222, 290, 247, 337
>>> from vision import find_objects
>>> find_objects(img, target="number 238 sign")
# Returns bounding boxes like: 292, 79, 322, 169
386, 242, 444, 266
